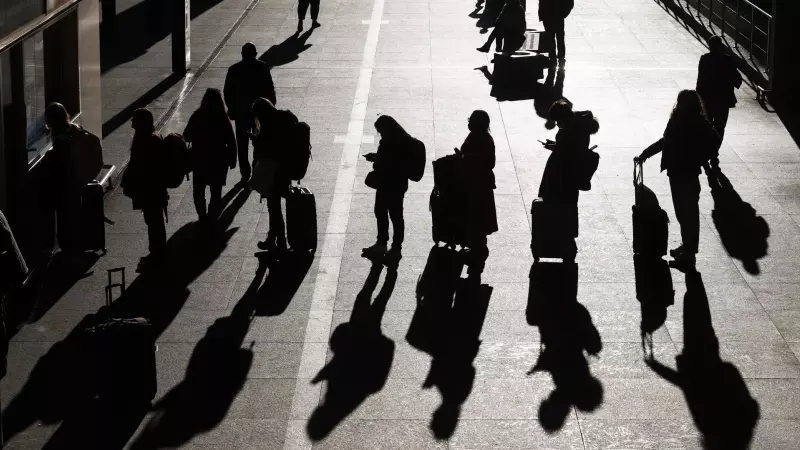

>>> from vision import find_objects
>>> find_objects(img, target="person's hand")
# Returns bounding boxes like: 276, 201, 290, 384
364, 153, 377, 163
634, 155, 645, 164
543, 140, 556, 150
454, 147, 462, 156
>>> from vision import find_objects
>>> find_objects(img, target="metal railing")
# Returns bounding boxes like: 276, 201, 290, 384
661, 0, 775, 99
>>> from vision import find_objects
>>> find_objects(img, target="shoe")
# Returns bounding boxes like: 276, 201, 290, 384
669, 245, 685, 258
312, 20, 321, 28
384, 246, 402, 266
297, 21, 304, 32
257, 237, 277, 251
362, 243, 387, 259
669, 252, 696, 271
477, 46, 490, 53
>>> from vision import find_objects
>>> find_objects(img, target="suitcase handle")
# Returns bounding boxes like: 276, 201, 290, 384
633, 160, 643, 187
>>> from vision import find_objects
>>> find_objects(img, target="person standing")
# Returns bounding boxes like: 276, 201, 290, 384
538, 0, 573, 66
224, 43, 276, 183
636, 90, 721, 269
457, 110, 498, 279
121, 109, 169, 267
362, 116, 415, 265
696, 35, 743, 157
297, 0, 321, 32
477, 0, 527, 53
184, 88, 237, 221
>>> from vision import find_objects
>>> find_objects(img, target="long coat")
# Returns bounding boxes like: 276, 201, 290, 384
122, 133, 169, 211
461, 131, 499, 237
184, 109, 237, 187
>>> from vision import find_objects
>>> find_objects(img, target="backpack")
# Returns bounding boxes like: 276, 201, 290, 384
69, 125, 104, 186
162, 133, 190, 189
407, 138, 426, 182
577, 146, 600, 191
286, 121, 312, 180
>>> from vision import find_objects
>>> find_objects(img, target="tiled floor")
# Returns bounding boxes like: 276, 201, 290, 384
4, 0, 800, 448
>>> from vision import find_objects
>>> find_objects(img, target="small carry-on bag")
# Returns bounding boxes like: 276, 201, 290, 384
530, 198, 577, 261
430, 187, 464, 246
81, 180, 107, 253
286, 184, 317, 253
632, 160, 669, 256
70, 125, 104, 186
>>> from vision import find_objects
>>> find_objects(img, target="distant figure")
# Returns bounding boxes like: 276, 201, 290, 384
696, 35, 743, 148
40, 103, 83, 254
251, 98, 299, 256
297, 0, 321, 32
636, 90, 721, 269
223, 43, 276, 182
121, 109, 169, 266
183, 88, 237, 221
539, 100, 599, 260
456, 110, 498, 280
538, 0, 573, 66
477, 0, 527, 53
362, 116, 415, 265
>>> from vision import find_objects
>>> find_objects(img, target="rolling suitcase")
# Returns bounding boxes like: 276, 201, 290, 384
286, 184, 318, 253
430, 188, 464, 246
81, 181, 107, 253
632, 161, 668, 256
530, 198, 577, 261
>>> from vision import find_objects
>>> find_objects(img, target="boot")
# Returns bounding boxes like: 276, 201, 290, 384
362, 242, 387, 260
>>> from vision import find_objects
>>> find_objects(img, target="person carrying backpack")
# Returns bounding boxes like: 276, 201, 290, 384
183, 88, 237, 222
121, 109, 168, 268
456, 110, 498, 280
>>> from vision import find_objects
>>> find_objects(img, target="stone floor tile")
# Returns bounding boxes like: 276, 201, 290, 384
449, 418, 584, 450
581, 378, 690, 420
579, 419, 702, 450
314, 419, 445, 450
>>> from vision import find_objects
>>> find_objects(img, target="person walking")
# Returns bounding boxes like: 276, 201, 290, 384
183, 88, 237, 221
538, 0, 573, 66
361, 116, 415, 265
538, 100, 599, 261
40, 103, 84, 255
224, 43, 276, 183
251, 98, 299, 256
297, 0, 321, 32
696, 35, 742, 154
456, 110, 498, 279
121, 109, 169, 267
636, 90, 721, 269
477, 0, 527, 53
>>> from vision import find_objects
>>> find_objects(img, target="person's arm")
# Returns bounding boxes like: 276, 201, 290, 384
637, 137, 664, 162
223, 67, 236, 116
264, 65, 277, 105
730, 58, 743, 89
183, 114, 195, 143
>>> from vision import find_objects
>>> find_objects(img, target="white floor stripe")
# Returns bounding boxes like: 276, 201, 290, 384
284, 0, 385, 446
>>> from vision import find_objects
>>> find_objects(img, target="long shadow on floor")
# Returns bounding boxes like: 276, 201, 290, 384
634, 254, 675, 357
259, 29, 315, 68
1, 185, 251, 449
706, 170, 769, 274
307, 261, 397, 441
526, 261, 603, 433
475, 63, 562, 104
646, 270, 760, 449
406, 245, 491, 440
128, 249, 312, 449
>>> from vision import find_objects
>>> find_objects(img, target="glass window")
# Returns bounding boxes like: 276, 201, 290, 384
23, 31, 47, 163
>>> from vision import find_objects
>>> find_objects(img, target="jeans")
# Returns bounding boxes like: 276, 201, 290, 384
543, 19, 566, 60
193, 176, 222, 219
375, 189, 405, 248
235, 119, 253, 180
143, 208, 167, 255
298, 0, 320, 21
669, 175, 701, 255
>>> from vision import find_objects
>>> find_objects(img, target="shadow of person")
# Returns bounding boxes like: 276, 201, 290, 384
646, 270, 760, 449
707, 170, 770, 274
253, 252, 314, 317
633, 254, 675, 358
526, 261, 603, 433
306, 262, 397, 442
1, 187, 252, 449
259, 29, 316, 68
533, 67, 567, 120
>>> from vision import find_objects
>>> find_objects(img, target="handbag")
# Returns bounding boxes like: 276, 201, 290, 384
249, 157, 277, 197
365, 170, 378, 190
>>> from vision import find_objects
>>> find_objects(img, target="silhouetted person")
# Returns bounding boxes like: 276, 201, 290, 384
646, 271, 760, 449
251, 98, 299, 256
121, 109, 168, 269
223, 43, 276, 182
477, 0, 526, 53
297, 0, 321, 32
538, 0, 573, 66
539, 100, 599, 261
183, 88, 237, 222
40, 102, 83, 255
455, 111, 498, 280
696, 35, 743, 149
637, 90, 721, 269
362, 116, 415, 265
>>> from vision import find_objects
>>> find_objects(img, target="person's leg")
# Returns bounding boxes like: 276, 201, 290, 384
310, 0, 321, 25
143, 208, 167, 256
298, 0, 310, 30
267, 192, 287, 251
364, 189, 390, 257
714, 107, 730, 138
478, 29, 498, 52
235, 120, 252, 181
669, 176, 701, 261
209, 184, 223, 218
555, 20, 566, 61
385, 191, 405, 263
193, 175, 207, 219
543, 20, 556, 62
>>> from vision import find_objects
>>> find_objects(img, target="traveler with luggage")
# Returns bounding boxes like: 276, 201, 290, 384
456, 110, 498, 278
636, 90, 721, 269
696, 35, 743, 147
183, 88, 237, 222
121, 109, 169, 266
224, 43, 276, 183
534, 100, 599, 261
538, 0, 573, 66
477, 0, 527, 53
362, 116, 424, 265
